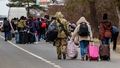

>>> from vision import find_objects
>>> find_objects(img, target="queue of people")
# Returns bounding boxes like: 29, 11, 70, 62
0, 12, 119, 61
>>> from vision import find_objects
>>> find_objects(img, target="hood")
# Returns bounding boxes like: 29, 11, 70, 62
76, 17, 89, 25
54, 12, 64, 19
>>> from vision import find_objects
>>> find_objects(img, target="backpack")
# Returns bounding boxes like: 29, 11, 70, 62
103, 21, 112, 38
78, 22, 90, 36
47, 20, 58, 41
41, 21, 46, 28
3, 21, 9, 27
35, 20, 40, 29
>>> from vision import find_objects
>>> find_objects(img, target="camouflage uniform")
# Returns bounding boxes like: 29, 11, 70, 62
51, 12, 71, 59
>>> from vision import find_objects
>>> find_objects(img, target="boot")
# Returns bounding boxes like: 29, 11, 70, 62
85, 53, 88, 61
63, 53, 66, 59
81, 57, 84, 61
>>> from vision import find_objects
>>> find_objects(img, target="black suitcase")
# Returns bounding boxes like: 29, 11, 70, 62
23, 30, 28, 44
99, 44, 110, 61
19, 30, 28, 44
28, 32, 35, 44
19, 30, 24, 44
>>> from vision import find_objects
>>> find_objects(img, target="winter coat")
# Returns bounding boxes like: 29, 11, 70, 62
71, 17, 93, 42
99, 20, 112, 40
17, 20, 28, 29
50, 12, 71, 39
34, 20, 40, 29
28, 22, 36, 33
16, 20, 29, 31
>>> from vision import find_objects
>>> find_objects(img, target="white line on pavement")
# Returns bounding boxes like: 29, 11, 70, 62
0, 35, 62, 68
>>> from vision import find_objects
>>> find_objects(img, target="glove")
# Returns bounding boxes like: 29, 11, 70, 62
68, 39, 73, 44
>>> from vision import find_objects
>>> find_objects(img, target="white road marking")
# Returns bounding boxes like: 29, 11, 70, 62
0, 36, 62, 68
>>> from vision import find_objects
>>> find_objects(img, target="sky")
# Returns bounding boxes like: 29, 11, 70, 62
0, 0, 9, 16
0, 0, 65, 17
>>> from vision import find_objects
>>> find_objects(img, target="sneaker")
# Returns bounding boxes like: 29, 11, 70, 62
35, 42, 38, 44
111, 49, 113, 51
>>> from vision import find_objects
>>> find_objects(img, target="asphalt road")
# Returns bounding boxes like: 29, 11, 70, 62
0, 32, 120, 68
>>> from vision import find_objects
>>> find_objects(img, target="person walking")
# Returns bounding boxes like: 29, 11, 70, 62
40, 18, 46, 40
99, 13, 112, 46
71, 17, 93, 61
0, 17, 12, 41
111, 26, 119, 51
50, 12, 71, 59
34, 18, 41, 41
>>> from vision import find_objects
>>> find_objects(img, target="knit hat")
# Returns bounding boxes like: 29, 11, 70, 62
103, 13, 108, 20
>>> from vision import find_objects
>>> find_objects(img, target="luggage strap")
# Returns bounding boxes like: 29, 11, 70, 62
57, 19, 68, 36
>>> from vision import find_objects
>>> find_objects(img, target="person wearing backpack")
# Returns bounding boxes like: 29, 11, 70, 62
40, 18, 46, 40
99, 13, 112, 46
50, 12, 71, 60
0, 17, 12, 41
71, 17, 93, 61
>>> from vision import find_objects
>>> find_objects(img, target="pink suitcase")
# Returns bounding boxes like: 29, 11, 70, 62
88, 42, 99, 61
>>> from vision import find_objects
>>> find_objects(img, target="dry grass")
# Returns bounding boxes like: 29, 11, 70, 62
117, 36, 120, 45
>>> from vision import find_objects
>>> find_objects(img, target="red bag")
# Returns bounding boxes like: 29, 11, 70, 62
41, 22, 46, 28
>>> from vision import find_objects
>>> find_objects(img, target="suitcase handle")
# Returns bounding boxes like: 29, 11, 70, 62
89, 41, 94, 46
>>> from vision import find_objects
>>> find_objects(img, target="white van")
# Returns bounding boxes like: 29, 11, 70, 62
8, 7, 27, 20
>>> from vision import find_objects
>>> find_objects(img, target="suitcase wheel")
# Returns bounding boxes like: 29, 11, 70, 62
89, 56, 92, 61
97, 57, 99, 61
107, 57, 110, 61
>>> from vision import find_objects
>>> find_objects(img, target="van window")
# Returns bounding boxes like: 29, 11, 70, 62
0, 18, 4, 20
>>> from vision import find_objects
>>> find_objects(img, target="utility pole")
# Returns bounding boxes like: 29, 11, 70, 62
27, 1, 30, 17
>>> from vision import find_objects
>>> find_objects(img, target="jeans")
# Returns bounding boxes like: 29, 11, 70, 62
41, 34, 45, 39
102, 38, 111, 45
15, 33, 19, 44
35, 33, 38, 42
4, 31, 9, 39
80, 40, 89, 58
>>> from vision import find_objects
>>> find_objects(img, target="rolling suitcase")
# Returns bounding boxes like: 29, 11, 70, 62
23, 30, 28, 44
8, 31, 12, 40
99, 44, 110, 61
88, 42, 99, 61
28, 32, 35, 44
19, 30, 24, 44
